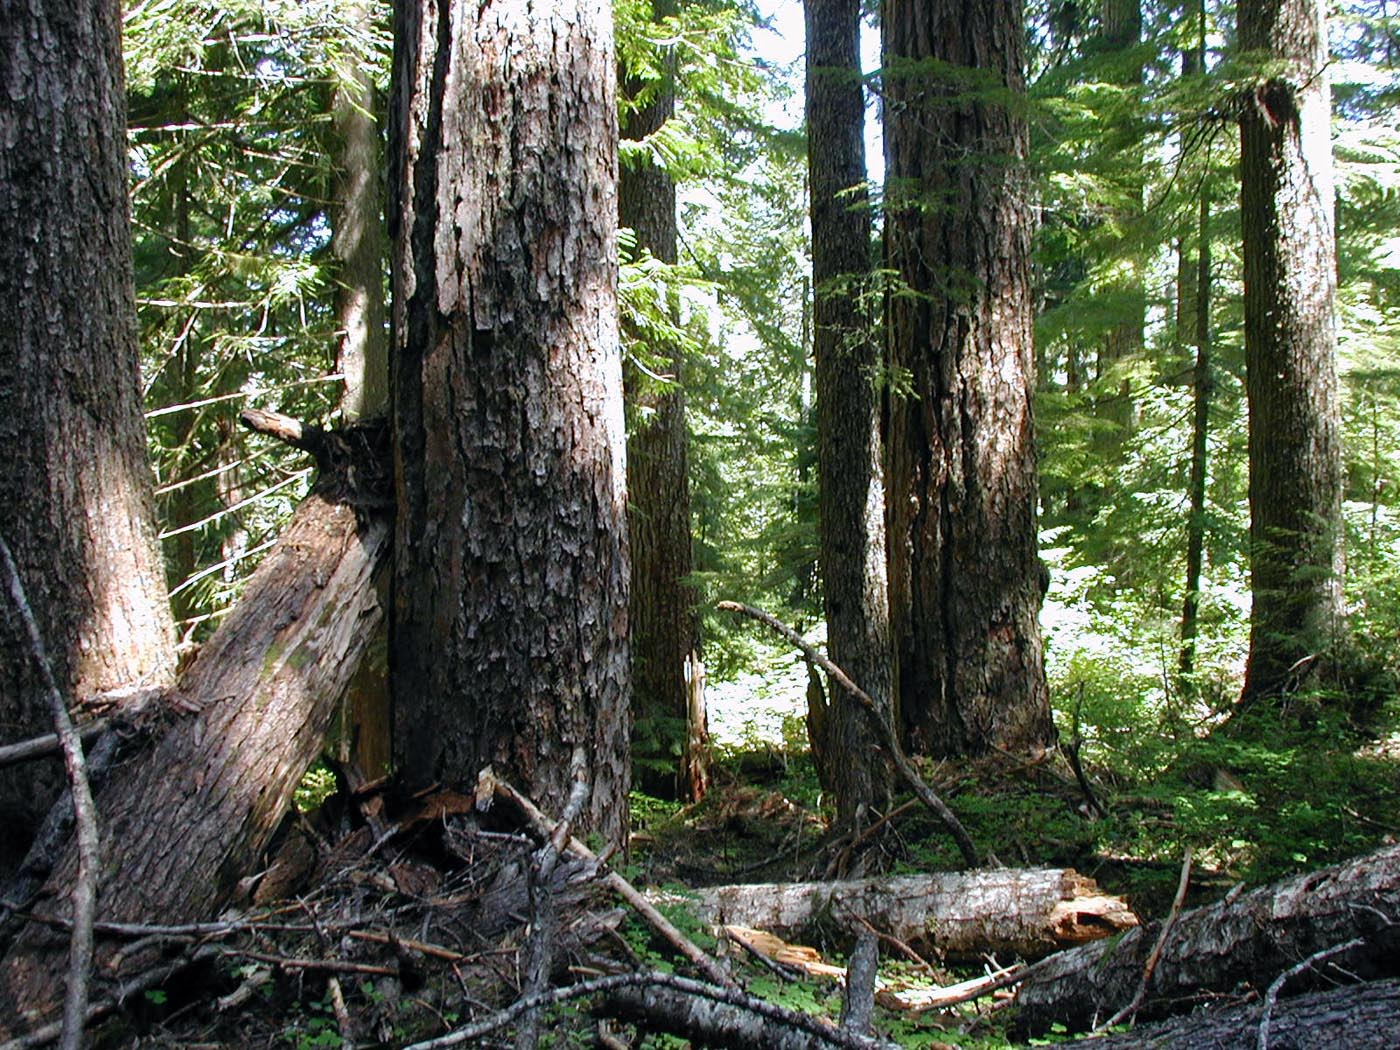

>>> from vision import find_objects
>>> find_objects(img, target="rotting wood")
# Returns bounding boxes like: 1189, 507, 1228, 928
1013, 842, 1400, 1037
0, 419, 392, 1036
1079, 976, 1400, 1049
679, 867, 1137, 960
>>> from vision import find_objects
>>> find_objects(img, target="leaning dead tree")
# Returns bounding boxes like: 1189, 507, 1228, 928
1013, 842, 1400, 1036
0, 415, 390, 1035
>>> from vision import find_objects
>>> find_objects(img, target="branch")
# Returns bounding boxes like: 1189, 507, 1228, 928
1096, 850, 1193, 1031
717, 601, 979, 867
480, 768, 738, 989
0, 536, 100, 1050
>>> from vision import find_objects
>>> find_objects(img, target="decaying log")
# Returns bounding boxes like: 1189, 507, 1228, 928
1013, 842, 1400, 1037
680, 868, 1137, 960
0, 420, 391, 1035
1080, 976, 1400, 1049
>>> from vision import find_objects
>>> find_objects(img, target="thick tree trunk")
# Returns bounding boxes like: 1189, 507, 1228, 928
389, 0, 631, 845
1012, 843, 1400, 1037
806, 0, 894, 829
882, 0, 1054, 757
678, 868, 1137, 960
620, 1, 708, 803
0, 0, 177, 863
1082, 977, 1400, 1050
1238, 0, 1345, 703
0, 423, 391, 1033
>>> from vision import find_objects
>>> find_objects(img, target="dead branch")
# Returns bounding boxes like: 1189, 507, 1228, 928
1096, 850, 1193, 1031
0, 536, 97, 1050
480, 768, 737, 990
717, 600, 979, 867
840, 931, 878, 1037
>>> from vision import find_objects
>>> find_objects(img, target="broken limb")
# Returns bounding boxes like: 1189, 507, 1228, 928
718, 601, 979, 867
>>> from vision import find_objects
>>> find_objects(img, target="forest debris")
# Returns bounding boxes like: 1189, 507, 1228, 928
718, 600, 979, 867
683, 867, 1137, 960
840, 931, 879, 1037
1079, 976, 1400, 1049
1094, 849, 1193, 1030
480, 766, 738, 989
724, 926, 846, 980
1013, 842, 1400, 1037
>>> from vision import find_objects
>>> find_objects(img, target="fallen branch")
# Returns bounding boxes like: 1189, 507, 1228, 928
717, 601, 978, 867
481, 768, 737, 990
1095, 850, 1192, 1031
0, 536, 98, 1050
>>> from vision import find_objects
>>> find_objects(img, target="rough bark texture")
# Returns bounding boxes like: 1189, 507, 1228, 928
620, 1, 707, 803
0, 428, 392, 1033
881, 0, 1054, 757
680, 868, 1137, 960
1083, 977, 1400, 1049
1238, 0, 1345, 703
1013, 843, 1400, 1037
0, 0, 177, 863
389, 0, 631, 844
806, 0, 893, 828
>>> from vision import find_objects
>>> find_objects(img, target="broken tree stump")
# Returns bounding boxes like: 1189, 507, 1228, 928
675, 867, 1137, 960
1013, 842, 1400, 1037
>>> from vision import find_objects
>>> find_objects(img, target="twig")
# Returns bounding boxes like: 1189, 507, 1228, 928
717, 601, 979, 867
517, 750, 590, 1050
0, 535, 100, 1050
1257, 937, 1365, 1050
482, 768, 738, 989
1097, 850, 1193, 1031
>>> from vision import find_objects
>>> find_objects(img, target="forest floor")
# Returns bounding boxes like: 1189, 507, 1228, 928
67, 703, 1399, 1049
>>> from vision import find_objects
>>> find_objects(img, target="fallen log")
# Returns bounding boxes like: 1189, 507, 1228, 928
1013, 842, 1400, 1037
1080, 976, 1400, 1049
0, 418, 391, 1036
677, 868, 1138, 960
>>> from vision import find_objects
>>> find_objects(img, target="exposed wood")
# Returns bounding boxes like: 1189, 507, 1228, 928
681, 868, 1137, 960
719, 601, 978, 867
1081, 977, 1400, 1050
1013, 843, 1400, 1037
0, 425, 392, 1035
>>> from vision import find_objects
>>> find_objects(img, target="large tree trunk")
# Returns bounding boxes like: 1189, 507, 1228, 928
0, 422, 391, 1033
805, 0, 894, 830
1082, 977, 1400, 1050
1238, 0, 1345, 703
0, 0, 177, 865
389, 0, 631, 845
1012, 843, 1400, 1037
679, 868, 1137, 960
882, 0, 1054, 757
620, 0, 708, 804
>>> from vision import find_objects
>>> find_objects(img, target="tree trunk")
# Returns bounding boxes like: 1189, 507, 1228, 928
805, 0, 893, 830
882, 0, 1054, 757
0, 0, 177, 865
0, 423, 392, 1033
1238, 0, 1345, 703
1179, 188, 1212, 692
620, 0, 708, 804
389, 0, 632, 845
329, 2, 393, 782
677, 867, 1137, 960
332, 0, 390, 424
1081, 977, 1400, 1050
1012, 843, 1400, 1037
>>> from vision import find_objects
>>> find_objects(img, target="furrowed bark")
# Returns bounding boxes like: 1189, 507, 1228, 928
678, 868, 1137, 960
0, 425, 391, 1035
1013, 843, 1400, 1037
